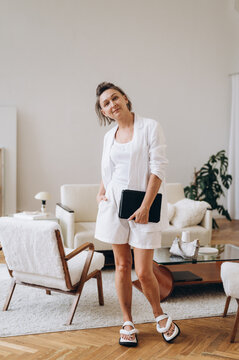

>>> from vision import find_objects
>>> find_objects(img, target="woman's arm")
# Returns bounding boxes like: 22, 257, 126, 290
128, 120, 168, 224
128, 174, 162, 223
96, 180, 108, 205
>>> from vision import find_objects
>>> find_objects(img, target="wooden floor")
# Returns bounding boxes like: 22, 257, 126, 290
0, 218, 239, 359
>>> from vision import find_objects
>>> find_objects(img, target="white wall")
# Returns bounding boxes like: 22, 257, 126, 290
0, 0, 238, 213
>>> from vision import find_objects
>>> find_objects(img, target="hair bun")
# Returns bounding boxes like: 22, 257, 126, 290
96, 82, 115, 96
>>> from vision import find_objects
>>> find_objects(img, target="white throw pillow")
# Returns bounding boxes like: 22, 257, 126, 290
167, 203, 175, 223
171, 198, 209, 228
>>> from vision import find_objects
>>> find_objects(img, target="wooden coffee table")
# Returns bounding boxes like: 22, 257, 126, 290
132, 244, 239, 301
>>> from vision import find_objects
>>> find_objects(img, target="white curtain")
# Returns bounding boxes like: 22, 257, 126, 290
228, 74, 239, 219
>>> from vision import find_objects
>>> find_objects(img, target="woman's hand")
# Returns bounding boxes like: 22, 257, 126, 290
97, 181, 107, 205
128, 174, 161, 224
96, 193, 107, 205
128, 205, 149, 224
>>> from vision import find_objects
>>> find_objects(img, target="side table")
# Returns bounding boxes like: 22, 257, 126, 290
133, 244, 239, 302
13, 212, 58, 223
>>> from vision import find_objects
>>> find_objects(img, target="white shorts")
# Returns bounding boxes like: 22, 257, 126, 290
94, 181, 161, 249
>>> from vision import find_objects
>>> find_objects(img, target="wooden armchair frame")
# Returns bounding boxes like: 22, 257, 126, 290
3, 230, 104, 325
223, 296, 239, 343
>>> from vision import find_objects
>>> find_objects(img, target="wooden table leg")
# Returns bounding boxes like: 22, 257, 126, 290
132, 261, 174, 302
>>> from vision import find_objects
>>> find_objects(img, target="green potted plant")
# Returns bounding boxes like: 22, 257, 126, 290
184, 150, 232, 228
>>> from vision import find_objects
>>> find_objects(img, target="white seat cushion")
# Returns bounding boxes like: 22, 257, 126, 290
64, 248, 105, 286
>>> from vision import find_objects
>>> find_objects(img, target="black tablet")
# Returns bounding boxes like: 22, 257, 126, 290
118, 189, 162, 223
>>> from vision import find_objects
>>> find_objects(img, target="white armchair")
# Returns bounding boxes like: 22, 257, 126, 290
0, 217, 105, 325
221, 262, 239, 342
56, 183, 212, 252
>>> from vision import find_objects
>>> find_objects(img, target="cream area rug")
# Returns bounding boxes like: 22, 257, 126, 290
0, 264, 237, 337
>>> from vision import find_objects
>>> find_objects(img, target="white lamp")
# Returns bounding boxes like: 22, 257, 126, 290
34, 192, 50, 213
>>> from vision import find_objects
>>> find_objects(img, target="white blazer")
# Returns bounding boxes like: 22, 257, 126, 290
101, 114, 169, 232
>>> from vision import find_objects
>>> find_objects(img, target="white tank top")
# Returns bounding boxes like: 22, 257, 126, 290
110, 139, 131, 185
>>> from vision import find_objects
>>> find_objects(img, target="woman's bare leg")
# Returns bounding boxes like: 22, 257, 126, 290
112, 243, 135, 341
133, 248, 175, 336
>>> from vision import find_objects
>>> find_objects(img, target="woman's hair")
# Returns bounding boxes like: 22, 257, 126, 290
95, 82, 132, 126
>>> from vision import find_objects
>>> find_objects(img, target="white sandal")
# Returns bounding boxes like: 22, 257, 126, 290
119, 321, 139, 347
155, 314, 180, 343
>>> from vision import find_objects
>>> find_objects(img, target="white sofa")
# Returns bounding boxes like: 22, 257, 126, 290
56, 183, 212, 251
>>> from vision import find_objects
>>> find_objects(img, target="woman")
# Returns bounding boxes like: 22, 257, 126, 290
94, 82, 180, 347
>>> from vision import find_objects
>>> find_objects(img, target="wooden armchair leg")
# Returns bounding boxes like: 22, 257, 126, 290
3, 279, 16, 311
223, 296, 231, 317
67, 285, 84, 326
96, 271, 104, 306
230, 299, 239, 343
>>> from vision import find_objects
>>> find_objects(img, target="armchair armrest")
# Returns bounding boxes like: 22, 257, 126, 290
56, 203, 75, 248
56, 203, 74, 213
65, 242, 94, 261
200, 208, 212, 245
200, 208, 212, 229
55, 230, 97, 291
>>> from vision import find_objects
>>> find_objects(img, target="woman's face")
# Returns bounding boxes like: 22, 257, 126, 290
99, 89, 129, 120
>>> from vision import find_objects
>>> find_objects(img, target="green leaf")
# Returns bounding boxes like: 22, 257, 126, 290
185, 150, 233, 227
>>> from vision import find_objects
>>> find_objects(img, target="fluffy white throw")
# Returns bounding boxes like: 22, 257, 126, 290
0, 217, 65, 279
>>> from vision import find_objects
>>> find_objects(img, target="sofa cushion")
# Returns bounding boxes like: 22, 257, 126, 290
166, 183, 185, 204
171, 199, 209, 228
61, 184, 99, 222
74, 222, 112, 251
74, 222, 97, 247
